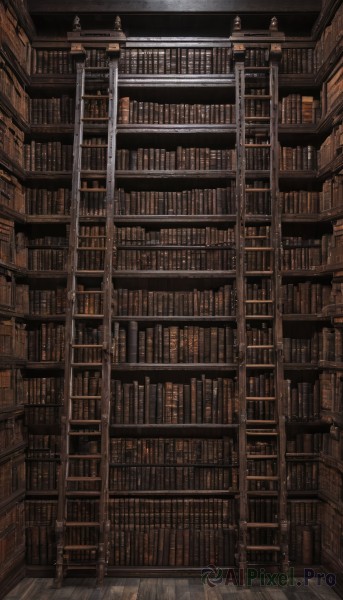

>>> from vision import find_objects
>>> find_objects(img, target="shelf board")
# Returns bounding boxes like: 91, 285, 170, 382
0, 489, 25, 516
0, 442, 26, 463
109, 489, 237, 497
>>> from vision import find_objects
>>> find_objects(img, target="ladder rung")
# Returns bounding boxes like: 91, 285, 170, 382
64, 565, 97, 570
245, 116, 270, 121
69, 431, 101, 436
244, 247, 273, 251
245, 271, 274, 275
247, 420, 277, 426
246, 397, 276, 401
64, 545, 98, 550
247, 545, 281, 551
246, 363, 275, 367
82, 95, 109, 99
67, 477, 101, 481
82, 118, 109, 121
247, 454, 278, 459
245, 143, 271, 148
71, 396, 102, 399
81, 144, 108, 148
66, 522, 100, 527
70, 419, 102, 425
71, 344, 103, 348
244, 94, 271, 99
247, 345, 274, 349
67, 491, 100, 497
85, 67, 108, 71
74, 314, 104, 318
247, 430, 278, 436
245, 188, 271, 192
247, 491, 278, 496
245, 300, 273, 303
247, 475, 278, 480
68, 454, 102, 459
71, 363, 102, 367
247, 523, 278, 528
77, 247, 105, 250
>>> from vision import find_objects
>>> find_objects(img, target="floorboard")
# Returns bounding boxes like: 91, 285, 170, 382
3, 577, 341, 600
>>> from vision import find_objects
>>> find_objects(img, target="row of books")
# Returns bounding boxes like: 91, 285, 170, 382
0, 171, 25, 214
28, 249, 66, 271
109, 437, 237, 465
280, 94, 321, 124
0, 320, 27, 359
0, 277, 28, 313
321, 430, 342, 461
326, 65, 342, 113
0, 453, 25, 502
30, 96, 75, 125
279, 145, 317, 170
114, 225, 235, 245
31, 46, 316, 75
27, 323, 65, 362
319, 463, 341, 503
0, 413, 24, 455
0, 111, 24, 168
283, 332, 322, 363
289, 524, 321, 565
24, 142, 73, 172
321, 327, 343, 362
287, 433, 322, 454
0, 503, 25, 579
287, 462, 318, 491
25, 405, 61, 426
321, 176, 343, 213
115, 147, 236, 171
281, 282, 331, 314
111, 377, 238, 425
320, 502, 343, 567
25, 185, 329, 217
0, 1, 31, 71
111, 324, 237, 364
113, 248, 235, 271
27, 434, 60, 453
0, 63, 29, 122
283, 381, 320, 422
111, 465, 237, 490
26, 322, 342, 363
109, 528, 236, 566
0, 369, 18, 408
314, 2, 343, 70
320, 371, 343, 413
28, 94, 322, 126
26, 460, 58, 491
24, 142, 323, 172
318, 124, 343, 170
111, 285, 236, 317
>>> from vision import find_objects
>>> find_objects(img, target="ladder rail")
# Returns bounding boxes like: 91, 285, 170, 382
269, 46, 289, 570
55, 43, 121, 588
97, 48, 120, 585
234, 36, 289, 573
55, 53, 86, 586
234, 44, 248, 573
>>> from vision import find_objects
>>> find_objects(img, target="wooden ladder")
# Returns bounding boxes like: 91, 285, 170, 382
233, 27, 289, 574
55, 41, 120, 587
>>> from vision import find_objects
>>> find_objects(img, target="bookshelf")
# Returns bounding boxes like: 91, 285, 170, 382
0, 0, 342, 592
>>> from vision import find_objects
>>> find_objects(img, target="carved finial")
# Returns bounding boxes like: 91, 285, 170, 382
269, 16, 278, 31
234, 15, 241, 31
73, 15, 81, 31
114, 15, 122, 31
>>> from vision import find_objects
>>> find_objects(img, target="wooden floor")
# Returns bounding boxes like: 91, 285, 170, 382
3, 578, 340, 600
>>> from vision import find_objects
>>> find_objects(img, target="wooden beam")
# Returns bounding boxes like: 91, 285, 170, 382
28, 0, 321, 14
